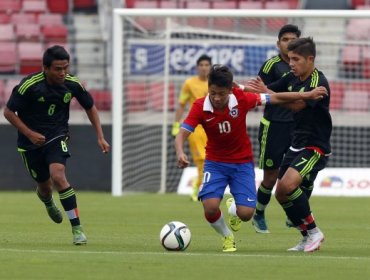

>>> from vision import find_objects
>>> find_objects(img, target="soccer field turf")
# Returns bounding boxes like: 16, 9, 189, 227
0, 192, 369, 280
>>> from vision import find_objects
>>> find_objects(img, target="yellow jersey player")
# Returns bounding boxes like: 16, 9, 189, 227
172, 54, 212, 201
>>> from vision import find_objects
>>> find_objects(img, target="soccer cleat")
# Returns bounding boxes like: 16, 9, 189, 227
287, 236, 308, 251
304, 228, 325, 253
222, 234, 237, 252
72, 225, 87, 245
225, 197, 242, 232
45, 202, 63, 224
252, 213, 270, 233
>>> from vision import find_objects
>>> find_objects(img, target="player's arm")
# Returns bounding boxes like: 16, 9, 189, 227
3, 107, 46, 146
85, 105, 110, 154
175, 128, 191, 168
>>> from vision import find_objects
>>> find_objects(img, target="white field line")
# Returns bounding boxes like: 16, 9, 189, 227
0, 248, 369, 262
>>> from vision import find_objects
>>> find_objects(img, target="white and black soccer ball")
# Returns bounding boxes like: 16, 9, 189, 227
159, 221, 191, 251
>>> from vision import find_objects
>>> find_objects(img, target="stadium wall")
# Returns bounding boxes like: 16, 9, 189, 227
0, 125, 112, 191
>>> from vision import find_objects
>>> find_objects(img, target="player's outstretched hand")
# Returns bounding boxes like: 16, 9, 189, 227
305, 86, 328, 100
98, 138, 110, 153
176, 153, 190, 169
245, 76, 268, 93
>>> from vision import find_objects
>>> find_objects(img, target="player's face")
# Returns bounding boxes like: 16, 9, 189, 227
197, 60, 211, 80
44, 60, 69, 85
277, 33, 298, 56
208, 84, 230, 110
288, 51, 314, 80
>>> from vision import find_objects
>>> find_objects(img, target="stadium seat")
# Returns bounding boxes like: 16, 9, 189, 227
0, 42, 17, 73
351, 0, 366, 8
46, 0, 69, 14
212, 1, 238, 31
184, 1, 210, 28
0, 14, 11, 24
126, 82, 148, 112
11, 13, 37, 24
73, 0, 97, 12
342, 90, 370, 111
132, 1, 158, 30
148, 82, 175, 111
0, 0, 22, 14
362, 46, 370, 79
341, 45, 362, 78
18, 42, 43, 74
264, 1, 290, 33
22, 0, 48, 15
238, 1, 263, 32
42, 25, 68, 43
38, 14, 64, 26
159, 1, 179, 8
15, 23, 41, 42
346, 19, 370, 40
329, 81, 345, 110
0, 24, 15, 42
89, 89, 111, 111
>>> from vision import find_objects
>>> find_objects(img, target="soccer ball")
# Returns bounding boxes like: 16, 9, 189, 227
159, 221, 191, 251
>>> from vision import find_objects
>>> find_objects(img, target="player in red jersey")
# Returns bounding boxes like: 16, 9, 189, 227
175, 64, 327, 252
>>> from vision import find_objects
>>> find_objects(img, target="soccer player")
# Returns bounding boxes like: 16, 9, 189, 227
253, 24, 302, 234
175, 64, 327, 252
171, 54, 212, 202
3, 45, 110, 245
249, 37, 331, 253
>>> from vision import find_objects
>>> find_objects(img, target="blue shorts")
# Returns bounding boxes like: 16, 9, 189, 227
198, 160, 256, 208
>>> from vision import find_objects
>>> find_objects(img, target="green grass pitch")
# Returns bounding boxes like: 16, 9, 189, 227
0, 192, 369, 280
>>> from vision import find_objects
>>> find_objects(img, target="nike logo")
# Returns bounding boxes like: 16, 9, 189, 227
247, 198, 255, 202
205, 117, 215, 122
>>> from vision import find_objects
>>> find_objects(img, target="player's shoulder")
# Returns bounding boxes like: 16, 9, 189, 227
17, 71, 45, 95
260, 55, 283, 74
310, 69, 329, 88
64, 73, 86, 90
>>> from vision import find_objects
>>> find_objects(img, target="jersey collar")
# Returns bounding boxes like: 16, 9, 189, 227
203, 93, 238, 112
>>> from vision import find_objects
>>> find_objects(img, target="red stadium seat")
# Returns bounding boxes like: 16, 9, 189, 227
0, 42, 17, 73
341, 45, 361, 77
0, 24, 15, 42
90, 89, 111, 111
73, 0, 97, 11
18, 42, 43, 74
159, 1, 179, 8
11, 13, 37, 24
126, 82, 148, 112
0, 13, 11, 24
264, 1, 290, 33
42, 25, 68, 43
239, 1, 263, 32
362, 46, 370, 78
346, 19, 370, 40
132, 1, 158, 30
212, 1, 238, 31
342, 90, 370, 111
47, 0, 69, 14
38, 13, 64, 26
0, 0, 22, 14
329, 81, 345, 110
23, 0, 48, 15
184, 1, 210, 28
15, 23, 41, 42
148, 82, 175, 111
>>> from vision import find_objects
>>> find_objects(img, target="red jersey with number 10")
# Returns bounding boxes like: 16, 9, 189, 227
181, 87, 262, 163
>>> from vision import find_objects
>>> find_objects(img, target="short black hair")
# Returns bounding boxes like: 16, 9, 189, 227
208, 64, 233, 89
43, 45, 70, 67
278, 24, 301, 40
288, 37, 316, 58
196, 54, 212, 66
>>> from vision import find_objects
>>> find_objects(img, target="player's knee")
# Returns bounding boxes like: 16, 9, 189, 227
237, 208, 254, 221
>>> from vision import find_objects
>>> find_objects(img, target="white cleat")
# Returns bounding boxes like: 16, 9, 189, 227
304, 228, 325, 253
287, 236, 308, 252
